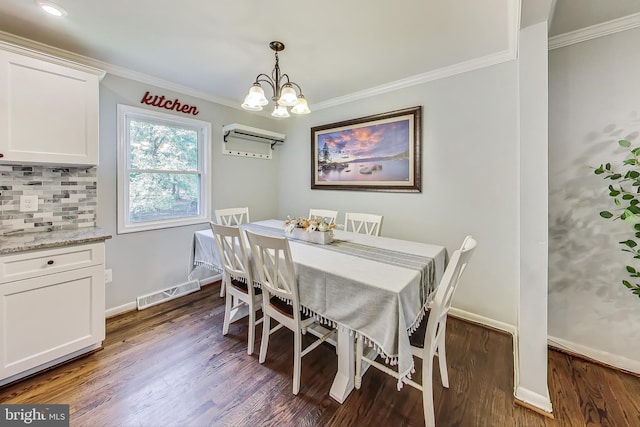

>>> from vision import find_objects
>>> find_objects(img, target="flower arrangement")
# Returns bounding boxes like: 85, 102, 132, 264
284, 216, 336, 233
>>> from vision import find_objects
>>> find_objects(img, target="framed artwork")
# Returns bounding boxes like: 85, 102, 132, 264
311, 106, 421, 192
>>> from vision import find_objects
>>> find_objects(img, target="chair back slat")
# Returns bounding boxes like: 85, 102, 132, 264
308, 208, 338, 225
246, 230, 300, 306
215, 207, 250, 226
210, 222, 252, 283
344, 212, 383, 236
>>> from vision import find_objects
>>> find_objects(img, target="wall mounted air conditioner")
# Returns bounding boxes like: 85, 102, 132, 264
222, 124, 286, 159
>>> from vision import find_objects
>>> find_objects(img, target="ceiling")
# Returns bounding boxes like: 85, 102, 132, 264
0, 1, 637, 112
549, 0, 640, 37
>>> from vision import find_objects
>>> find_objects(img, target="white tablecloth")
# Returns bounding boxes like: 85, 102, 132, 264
189, 219, 447, 387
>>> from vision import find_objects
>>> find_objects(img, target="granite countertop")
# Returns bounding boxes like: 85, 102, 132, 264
0, 228, 112, 254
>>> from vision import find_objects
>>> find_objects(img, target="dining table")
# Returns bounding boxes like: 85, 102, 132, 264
188, 219, 447, 403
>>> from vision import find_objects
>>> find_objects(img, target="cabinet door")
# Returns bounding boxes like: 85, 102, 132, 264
0, 49, 99, 165
0, 265, 105, 380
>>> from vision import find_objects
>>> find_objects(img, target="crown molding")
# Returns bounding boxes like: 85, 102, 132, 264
549, 12, 640, 50
312, 49, 516, 111
0, 29, 240, 109
314, 0, 520, 111
0, 36, 105, 78
0, 3, 521, 117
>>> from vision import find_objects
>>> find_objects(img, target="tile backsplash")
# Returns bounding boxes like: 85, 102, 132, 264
0, 165, 97, 236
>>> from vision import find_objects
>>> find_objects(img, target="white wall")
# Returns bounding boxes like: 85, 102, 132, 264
277, 61, 520, 327
549, 27, 640, 372
98, 74, 282, 310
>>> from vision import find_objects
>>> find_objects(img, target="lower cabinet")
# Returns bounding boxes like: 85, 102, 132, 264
0, 243, 105, 385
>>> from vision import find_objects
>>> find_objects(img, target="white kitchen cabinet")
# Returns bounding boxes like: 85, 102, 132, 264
0, 242, 106, 385
0, 42, 104, 165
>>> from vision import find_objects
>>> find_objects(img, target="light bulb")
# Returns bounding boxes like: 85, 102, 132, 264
278, 85, 298, 107
271, 104, 290, 118
290, 96, 311, 115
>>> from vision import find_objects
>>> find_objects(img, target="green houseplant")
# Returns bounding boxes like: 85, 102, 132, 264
595, 139, 640, 297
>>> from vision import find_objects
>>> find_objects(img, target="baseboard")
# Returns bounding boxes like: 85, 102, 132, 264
198, 274, 222, 286
548, 335, 640, 375
514, 396, 554, 418
104, 276, 222, 319
514, 385, 553, 414
105, 302, 137, 318
449, 308, 555, 416
448, 307, 517, 335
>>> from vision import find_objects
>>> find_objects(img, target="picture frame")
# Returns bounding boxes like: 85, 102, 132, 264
311, 106, 422, 192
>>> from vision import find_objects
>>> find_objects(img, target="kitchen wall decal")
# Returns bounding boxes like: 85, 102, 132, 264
140, 91, 200, 116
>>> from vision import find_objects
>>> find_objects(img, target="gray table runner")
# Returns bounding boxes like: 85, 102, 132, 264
242, 222, 436, 305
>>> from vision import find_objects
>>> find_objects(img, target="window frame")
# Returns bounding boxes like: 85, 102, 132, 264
117, 104, 211, 234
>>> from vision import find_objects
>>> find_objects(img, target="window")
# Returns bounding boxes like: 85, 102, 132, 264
117, 104, 210, 233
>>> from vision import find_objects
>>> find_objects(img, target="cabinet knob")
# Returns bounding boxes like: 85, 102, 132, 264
0, 153, 3, 158
47, 260, 54, 265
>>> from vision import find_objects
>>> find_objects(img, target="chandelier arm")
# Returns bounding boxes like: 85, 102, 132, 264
254, 74, 276, 96
280, 74, 291, 85
286, 81, 305, 96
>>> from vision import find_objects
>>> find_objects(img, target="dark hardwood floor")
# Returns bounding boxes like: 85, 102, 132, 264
1, 282, 639, 426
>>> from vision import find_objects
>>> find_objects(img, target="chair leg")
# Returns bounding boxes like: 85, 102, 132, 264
355, 335, 363, 389
293, 329, 302, 395
259, 314, 270, 364
247, 303, 255, 355
222, 290, 231, 336
422, 354, 436, 427
220, 273, 226, 297
437, 323, 449, 388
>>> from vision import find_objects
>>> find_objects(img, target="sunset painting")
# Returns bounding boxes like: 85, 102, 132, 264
311, 107, 421, 192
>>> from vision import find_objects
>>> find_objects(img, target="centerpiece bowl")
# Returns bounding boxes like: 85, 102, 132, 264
284, 216, 335, 245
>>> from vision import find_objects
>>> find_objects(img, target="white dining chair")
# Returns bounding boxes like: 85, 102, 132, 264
245, 230, 336, 395
355, 236, 477, 427
213, 207, 250, 297
215, 207, 250, 226
344, 212, 383, 236
308, 208, 338, 225
210, 222, 262, 355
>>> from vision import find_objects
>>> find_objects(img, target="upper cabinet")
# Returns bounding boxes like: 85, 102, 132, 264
0, 42, 104, 166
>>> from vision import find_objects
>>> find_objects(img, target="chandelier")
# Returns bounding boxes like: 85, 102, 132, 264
241, 41, 311, 118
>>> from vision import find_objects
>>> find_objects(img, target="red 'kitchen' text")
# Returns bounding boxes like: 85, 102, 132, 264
140, 91, 199, 116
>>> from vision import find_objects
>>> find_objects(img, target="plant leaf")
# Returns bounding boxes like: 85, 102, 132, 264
620, 240, 637, 248
628, 205, 640, 214
619, 140, 631, 148
600, 211, 614, 218
623, 280, 633, 289
623, 212, 640, 223
627, 265, 637, 273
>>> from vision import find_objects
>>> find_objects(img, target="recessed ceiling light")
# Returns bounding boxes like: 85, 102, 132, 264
36, 0, 68, 17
